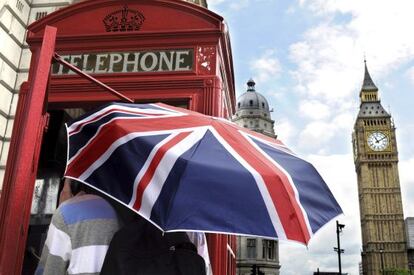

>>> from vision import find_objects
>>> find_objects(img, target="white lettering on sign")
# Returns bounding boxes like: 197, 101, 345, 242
83, 54, 94, 73
175, 50, 191, 71
69, 54, 82, 75
95, 54, 108, 74
140, 52, 158, 72
52, 49, 194, 75
158, 51, 174, 71
108, 54, 122, 73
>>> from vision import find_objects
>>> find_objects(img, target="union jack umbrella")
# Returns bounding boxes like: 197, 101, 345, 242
64, 102, 342, 245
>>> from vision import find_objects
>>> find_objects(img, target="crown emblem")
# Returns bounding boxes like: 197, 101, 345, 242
103, 5, 145, 32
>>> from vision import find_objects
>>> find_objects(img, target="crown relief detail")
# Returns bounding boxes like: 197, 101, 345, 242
103, 5, 145, 32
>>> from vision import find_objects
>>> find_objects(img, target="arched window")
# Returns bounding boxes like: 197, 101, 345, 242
249, 100, 253, 106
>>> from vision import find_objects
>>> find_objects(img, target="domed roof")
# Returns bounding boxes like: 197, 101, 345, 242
236, 79, 270, 111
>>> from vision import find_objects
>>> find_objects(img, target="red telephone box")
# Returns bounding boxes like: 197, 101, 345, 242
0, 1, 236, 274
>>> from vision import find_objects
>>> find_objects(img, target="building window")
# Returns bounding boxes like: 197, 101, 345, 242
249, 100, 253, 106
238, 102, 240, 108
262, 240, 276, 260
262, 102, 265, 108
35, 12, 48, 20
247, 238, 256, 258
16, 0, 24, 12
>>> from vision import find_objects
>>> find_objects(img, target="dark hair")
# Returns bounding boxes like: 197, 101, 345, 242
69, 180, 96, 195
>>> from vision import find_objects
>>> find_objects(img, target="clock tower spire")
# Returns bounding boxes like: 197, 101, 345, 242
352, 61, 408, 274
360, 60, 379, 103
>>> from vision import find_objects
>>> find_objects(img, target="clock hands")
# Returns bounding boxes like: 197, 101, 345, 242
378, 136, 387, 142
373, 134, 387, 144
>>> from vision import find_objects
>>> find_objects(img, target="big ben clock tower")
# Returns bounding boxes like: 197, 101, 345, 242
352, 61, 408, 274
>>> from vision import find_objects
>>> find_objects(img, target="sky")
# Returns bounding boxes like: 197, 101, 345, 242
207, 0, 414, 274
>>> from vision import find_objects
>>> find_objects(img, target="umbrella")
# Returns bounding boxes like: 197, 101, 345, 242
64, 102, 342, 245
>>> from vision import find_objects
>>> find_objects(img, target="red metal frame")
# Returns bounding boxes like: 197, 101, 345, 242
0, 26, 57, 275
0, 1, 236, 274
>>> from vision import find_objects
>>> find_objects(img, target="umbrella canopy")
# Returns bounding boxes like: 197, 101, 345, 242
65, 102, 342, 245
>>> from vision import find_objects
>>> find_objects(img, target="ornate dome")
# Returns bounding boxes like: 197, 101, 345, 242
236, 79, 270, 111
232, 79, 276, 138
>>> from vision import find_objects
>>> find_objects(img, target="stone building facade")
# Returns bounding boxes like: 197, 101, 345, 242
406, 218, 414, 269
232, 79, 280, 275
232, 79, 276, 138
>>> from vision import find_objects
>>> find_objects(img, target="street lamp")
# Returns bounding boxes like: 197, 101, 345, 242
334, 221, 345, 275
379, 248, 384, 275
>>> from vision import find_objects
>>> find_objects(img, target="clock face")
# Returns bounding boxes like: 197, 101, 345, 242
367, 132, 389, 151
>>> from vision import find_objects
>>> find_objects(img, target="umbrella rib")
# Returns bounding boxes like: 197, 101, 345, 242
240, 132, 313, 242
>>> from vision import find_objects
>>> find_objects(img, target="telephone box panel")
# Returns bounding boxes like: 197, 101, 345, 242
0, 1, 236, 274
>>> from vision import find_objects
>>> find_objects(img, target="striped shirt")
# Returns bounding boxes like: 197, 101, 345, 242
35, 194, 120, 275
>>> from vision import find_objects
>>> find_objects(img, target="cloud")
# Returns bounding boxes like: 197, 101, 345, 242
209, 0, 278, 11
289, 23, 362, 103
299, 100, 331, 120
297, 110, 352, 148
287, 0, 414, 157
298, 121, 335, 151
406, 66, 414, 85
399, 157, 414, 218
275, 118, 297, 146
251, 49, 282, 82
332, 112, 354, 128
207, 0, 227, 5
208, 0, 249, 11
290, 0, 414, 104
229, 0, 250, 10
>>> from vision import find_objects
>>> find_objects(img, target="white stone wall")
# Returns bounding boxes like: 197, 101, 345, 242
0, 0, 29, 189
184, 0, 207, 8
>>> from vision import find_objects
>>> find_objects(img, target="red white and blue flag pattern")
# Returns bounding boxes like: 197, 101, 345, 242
65, 102, 342, 244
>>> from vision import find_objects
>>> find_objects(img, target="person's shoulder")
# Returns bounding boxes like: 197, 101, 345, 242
58, 194, 118, 225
